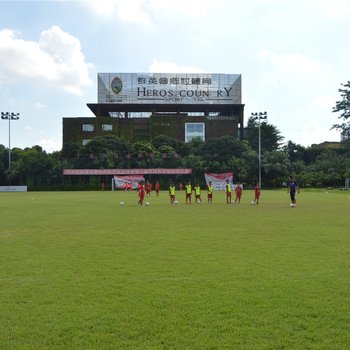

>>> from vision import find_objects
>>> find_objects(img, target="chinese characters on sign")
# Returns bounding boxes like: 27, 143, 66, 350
137, 76, 212, 85
98, 73, 242, 105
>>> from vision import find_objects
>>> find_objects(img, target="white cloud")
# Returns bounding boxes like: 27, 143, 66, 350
83, 0, 213, 24
313, 95, 336, 110
0, 26, 93, 95
39, 138, 61, 153
149, 59, 205, 73
35, 102, 46, 110
258, 49, 322, 76
321, 0, 350, 18
83, 0, 150, 25
296, 121, 340, 146
147, 0, 212, 19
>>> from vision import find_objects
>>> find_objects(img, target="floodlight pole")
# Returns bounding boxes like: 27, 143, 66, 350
1, 112, 20, 173
250, 111, 267, 188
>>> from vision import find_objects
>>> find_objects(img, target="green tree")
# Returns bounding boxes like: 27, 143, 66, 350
195, 136, 249, 165
245, 117, 284, 152
332, 81, 350, 134
282, 141, 306, 162
152, 134, 190, 157
262, 150, 291, 187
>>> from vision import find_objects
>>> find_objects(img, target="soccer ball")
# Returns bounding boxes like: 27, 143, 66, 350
197, 200, 201, 204
290, 203, 295, 208
250, 200, 255, 205
174, 200, 178, 205
119, 201, 124, 205
145, 202, 150, 206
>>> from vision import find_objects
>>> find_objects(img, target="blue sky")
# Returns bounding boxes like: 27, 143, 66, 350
0, 0, 349, 152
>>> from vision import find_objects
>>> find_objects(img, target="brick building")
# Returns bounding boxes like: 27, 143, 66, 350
63, 73, 245, 146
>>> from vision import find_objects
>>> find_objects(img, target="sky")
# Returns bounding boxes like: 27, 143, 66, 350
0, 0, 349, 153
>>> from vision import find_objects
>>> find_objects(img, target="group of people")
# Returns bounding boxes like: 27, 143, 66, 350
135, 175, 299, 207
136, 179, 261, 206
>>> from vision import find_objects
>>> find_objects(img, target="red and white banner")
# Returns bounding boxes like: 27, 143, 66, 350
64, 168, 192, 175
113, 176, 145, 190
204, 172, 234, 190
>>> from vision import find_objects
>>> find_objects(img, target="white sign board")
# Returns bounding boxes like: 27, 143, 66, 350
98, 73, 241, 105
0, 186, 28, 192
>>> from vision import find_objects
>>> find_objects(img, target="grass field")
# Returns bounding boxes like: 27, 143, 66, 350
1, 189, 350, 349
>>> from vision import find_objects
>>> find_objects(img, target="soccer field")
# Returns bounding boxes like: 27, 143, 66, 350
1, 189, 350, 349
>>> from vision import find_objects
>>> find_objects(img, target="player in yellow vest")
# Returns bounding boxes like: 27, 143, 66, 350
225, 179, 232, 204
207, 181, 213, 204
185, 180, 192, 204
169, 181, 176, 204
194, 182, 201, 204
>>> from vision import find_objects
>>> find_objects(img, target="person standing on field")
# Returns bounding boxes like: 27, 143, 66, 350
194, 182, 201, 203
225, 179, 232, 204
169, 181, 176, 204
155, 181, 160, 196
145, 180, 152, 197
137, 181, 145, 206
287, 175, 300, 206
254, 183, 261, 204
207, 181, 213, 204
235, 183, 243, 203
185, 180, 192, 204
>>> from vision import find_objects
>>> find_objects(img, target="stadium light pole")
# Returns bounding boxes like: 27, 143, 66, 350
1, 112, 20, 173
250, 111, 267, 188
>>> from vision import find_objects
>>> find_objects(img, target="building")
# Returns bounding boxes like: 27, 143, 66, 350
63, 73, 245, 146
341, 131, 350, 142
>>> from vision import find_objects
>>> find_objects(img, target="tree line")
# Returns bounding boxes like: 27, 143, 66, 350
1, 118, 350, 190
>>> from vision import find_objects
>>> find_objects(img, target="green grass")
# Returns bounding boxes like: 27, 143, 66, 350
1, 189, 350, 349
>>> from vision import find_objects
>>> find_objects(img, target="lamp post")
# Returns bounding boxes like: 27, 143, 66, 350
250, 111, 267, 188
1, 112, 20, 174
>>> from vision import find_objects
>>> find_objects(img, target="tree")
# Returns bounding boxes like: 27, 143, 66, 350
282, 141, 306, 163
332, 81, 350, 134
152, 134, 189, 157
245, 117, 284, 152
194, 136, 248, 164
262, 150, 291, 187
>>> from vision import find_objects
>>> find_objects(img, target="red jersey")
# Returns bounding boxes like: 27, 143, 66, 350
255, 185, 260, 197
138, 184, 145, 197
145, 183, 152, 193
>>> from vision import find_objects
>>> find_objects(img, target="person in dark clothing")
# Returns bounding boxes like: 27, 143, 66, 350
287, 176, 300, 207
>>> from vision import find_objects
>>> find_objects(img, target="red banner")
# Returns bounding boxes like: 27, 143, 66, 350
63, 168, 192, 175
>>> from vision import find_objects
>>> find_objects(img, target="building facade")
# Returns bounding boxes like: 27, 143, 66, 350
63, 73, 245, 146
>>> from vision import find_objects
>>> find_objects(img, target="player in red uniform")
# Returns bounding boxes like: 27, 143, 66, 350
145, 180, 152, 197
155, 181, 160, 196
254, 183, 261, 204
235, 183, 243, 203
137, 181, 145, 206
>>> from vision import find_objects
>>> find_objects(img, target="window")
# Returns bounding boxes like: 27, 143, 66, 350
82, 139, 90, 146
102, 124, 113, 131
82, 124, 94, 132
185, 123, 205, 143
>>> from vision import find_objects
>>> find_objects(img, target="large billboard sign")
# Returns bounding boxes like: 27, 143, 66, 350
98, 73, 241, 105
